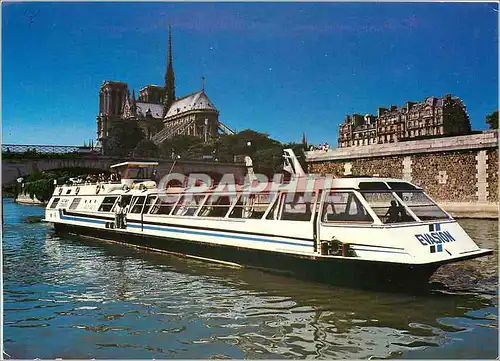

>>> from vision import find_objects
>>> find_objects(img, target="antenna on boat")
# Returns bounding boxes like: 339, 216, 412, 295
282, 149, 306, 177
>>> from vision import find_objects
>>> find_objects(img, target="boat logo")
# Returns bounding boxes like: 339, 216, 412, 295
414, 230, 456, 246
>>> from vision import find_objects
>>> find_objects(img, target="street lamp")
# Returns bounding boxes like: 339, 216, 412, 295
167, 154, 181, 175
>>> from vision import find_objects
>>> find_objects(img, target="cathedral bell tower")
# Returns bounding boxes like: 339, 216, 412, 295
96, 81, 128, 154
163, 24, 176, 118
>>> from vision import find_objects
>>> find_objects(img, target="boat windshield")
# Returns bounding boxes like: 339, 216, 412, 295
124, 167, 155, 180
394, 191, 451, 221
360, 190, 450, 223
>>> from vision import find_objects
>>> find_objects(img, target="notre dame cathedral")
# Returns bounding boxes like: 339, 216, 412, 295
95, 26, 233, 155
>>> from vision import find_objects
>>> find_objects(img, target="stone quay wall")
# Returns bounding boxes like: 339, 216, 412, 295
306, 131, 498, 219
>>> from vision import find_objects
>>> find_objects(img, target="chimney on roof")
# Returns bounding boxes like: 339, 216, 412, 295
406, 101, 415, 112
377, 107, 388, 117
390, 105, 397, 112
353, 114, 364, 127
426, 97, 437, 106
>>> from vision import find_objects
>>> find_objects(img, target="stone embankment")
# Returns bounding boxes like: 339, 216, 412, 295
306, 131, 498, 219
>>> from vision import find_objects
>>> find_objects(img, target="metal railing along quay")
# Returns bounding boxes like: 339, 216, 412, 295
2, 144, 98, 154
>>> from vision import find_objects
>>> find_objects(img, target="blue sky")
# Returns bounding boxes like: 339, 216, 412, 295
2, 2, 498, 146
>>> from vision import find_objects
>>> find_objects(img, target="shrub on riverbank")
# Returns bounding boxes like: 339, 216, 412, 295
8, 168, 106, 203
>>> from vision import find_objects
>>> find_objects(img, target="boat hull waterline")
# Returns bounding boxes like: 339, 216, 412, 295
54, 222, 446, 288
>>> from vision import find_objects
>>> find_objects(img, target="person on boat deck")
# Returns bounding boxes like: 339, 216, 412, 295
121, 202, 129, 228
114, 202, 122, 229
385, 200, 401, 223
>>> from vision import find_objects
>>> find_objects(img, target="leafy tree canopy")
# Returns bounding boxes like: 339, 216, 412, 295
485, 110, 498, 130
133, 139, 160, 158
156, 130, 307, 175
109, 119, 145, 156
159, 135, 204, 158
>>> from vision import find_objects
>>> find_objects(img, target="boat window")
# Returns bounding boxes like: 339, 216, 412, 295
358, 182, 390, 191
322, 191, 373, 223
143, 195, 158, 214
69, 198, 81, 210
49, 198, 60, 209
120, 195, 133, 207
98, 196, 118, 212
149, 195, 180, 215
124, 167, 154, 180
130, 196, 147, 213
172, 195, 205, 217
265, 194, 282, 220
387, 182, 418, 190
361, 192, 415, 223
280, 192, 316, 222
229, 193, 273, 219
396, 191, 450, 221
198, 194, 236, 218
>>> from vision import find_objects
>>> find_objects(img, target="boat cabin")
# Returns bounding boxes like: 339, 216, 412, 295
110, 161, 159, 187
117, 178, 451, 225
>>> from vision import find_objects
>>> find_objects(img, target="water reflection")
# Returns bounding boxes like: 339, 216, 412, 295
431, 219, 498, 295
3, 199, 498, 359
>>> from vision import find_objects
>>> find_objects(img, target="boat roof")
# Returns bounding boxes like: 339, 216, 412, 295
330, 177, 421, 190
110, 161, 159, 168
156, 176, 421, 194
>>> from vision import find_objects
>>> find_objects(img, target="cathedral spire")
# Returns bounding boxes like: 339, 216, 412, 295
163, 24, 176, 117
131, 89, 137, 115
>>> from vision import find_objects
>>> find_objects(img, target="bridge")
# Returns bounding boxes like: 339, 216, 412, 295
2, 144, 247, 185
2, 143, 96, 154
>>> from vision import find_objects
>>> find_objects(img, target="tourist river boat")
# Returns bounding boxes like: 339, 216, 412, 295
43, 151, 492, 289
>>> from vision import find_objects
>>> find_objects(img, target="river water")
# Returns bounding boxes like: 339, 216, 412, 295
3, 198, 498, 359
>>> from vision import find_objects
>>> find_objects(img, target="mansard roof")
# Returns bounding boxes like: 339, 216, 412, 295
165, 90, 217, 118
136, 102, 163, 119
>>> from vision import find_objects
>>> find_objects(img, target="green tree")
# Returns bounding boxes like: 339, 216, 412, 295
133, 139, 160, 158
108, 119, 145, 156
252, 145, 283, 174
159, 135, 204, 158
213, 129, 281, 163
184, 142, 215, 160
23, 179, 55, 202
153, 129, 307, 175
485, 110, 498, 129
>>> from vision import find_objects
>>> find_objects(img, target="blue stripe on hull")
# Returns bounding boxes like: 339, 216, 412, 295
59, 213, 105, 225
127, 223, 310, 248
59, 211, 312, 249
